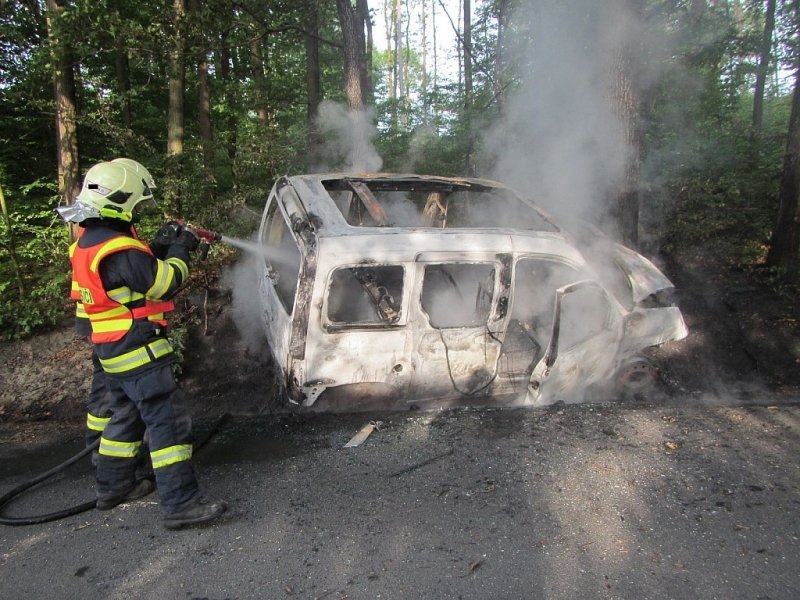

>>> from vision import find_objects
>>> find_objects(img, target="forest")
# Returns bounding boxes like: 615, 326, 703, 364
1, 0, 799, 341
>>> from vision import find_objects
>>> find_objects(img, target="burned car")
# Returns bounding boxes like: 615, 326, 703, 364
256, 173, 687, 410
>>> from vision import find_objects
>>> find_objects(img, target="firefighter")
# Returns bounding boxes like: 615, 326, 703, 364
70, 158, 159, 470
57, 161, 226, 530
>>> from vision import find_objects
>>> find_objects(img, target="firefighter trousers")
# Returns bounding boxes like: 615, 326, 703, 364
96, 363, 199, 513
86, 350, 112, 448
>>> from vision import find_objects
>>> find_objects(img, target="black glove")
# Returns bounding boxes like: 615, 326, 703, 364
174, 228, 200, 252
152, 221, 183, 248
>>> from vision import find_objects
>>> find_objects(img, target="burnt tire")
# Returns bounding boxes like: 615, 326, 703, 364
615, 357, 659, 400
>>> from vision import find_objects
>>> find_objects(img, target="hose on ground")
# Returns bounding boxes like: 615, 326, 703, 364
0, 413, 230, 527
0, 441, 99, 526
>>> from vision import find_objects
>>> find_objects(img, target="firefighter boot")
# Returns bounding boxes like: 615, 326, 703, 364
163, 499, 227, 530
96, 478, 155, 511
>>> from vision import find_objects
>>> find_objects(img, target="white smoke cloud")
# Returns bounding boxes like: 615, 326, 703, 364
486, 0, 640, 226
313, 100, 383, 173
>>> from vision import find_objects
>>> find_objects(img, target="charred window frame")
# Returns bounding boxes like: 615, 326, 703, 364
260, 198, 302, 314
421, 263, 496, 328
510, 257, 582, 336
558, 284, 615, 350
326, 265, 405, 328
322, 178, 559, 231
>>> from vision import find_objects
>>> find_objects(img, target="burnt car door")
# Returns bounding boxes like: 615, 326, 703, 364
411, 256, 509, 400
526, 279, 624, 405
257, 190, 303, 380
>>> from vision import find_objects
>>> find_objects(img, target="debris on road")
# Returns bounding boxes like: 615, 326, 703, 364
343, 421, 383, 448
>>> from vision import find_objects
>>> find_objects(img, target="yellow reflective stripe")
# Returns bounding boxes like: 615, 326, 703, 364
150, 444, 192, 469
165, 257, 189, 282
99, 437, 142, 458
146, 260, 175, 299
71, 280, 80, 292
90, 237, 149, 273
99, 339, 174, 374
75, 303, 88, 318
91, 317, 133, 334
91, 305, 131, 320
107, 286, 145, 304
86, 413, 111, 432
69, 241, 78, 258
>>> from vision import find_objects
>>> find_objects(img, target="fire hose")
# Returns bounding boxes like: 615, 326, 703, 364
0, 413, 230, 526
184, 223, 223, 261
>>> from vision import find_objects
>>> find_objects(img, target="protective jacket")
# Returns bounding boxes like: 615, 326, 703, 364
69, 220, 190, 377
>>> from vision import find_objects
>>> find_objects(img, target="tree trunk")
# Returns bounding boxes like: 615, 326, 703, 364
189, 0, 215, 202
394, 0, 404, 123
421, 0, 429, 125
218, 2, 238, 194
384, 0, 395, 102
248, 18, 269, 128
167, 0, 187, 214
356, 0, 373, 103
752, 0, 777, 135
494, 0, 507, 116
336, 0, 366, 111
691, 0, 707, 20
610, 7, 641, 248
766, 67, 800, 281
432, 0, 438, 124
45, 0, 80, 229
0, 183, 25, 297
111, 0, 131, 132
305, 0, 323, 165
463, 0, 474, 175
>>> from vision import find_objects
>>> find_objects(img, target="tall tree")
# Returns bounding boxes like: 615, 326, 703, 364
463, 0, 474, 175
217, 0, 238, 192
752, 0, 777, 134
248, 16, 269, 128
610, 1, 642, 247
336, 0, 366, 110
111, 0, 131, 133
394, 0, 404, 118
421, 0, 430, 125
45, 0, 80, 218
356, 0, 373, 103
766, 66, 800, 281
167, 0, 187, 213
305, 0, 323, 162
494, 0, 507, 116
189, 0, 215, 202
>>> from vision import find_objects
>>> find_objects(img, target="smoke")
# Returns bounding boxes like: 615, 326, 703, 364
220, 248, 270, 358
486, 0, 642, 227
313, 100, 383, 173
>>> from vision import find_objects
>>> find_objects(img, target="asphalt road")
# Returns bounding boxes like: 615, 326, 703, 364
1, 401, 799, 600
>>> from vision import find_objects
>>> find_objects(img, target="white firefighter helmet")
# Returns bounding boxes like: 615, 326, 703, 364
111, 157, 157, 191
57, 161, 149, 223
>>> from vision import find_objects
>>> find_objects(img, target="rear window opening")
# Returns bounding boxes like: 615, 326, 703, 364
326, 265, 405, 326
322, 178, 558, 231
421, 263, 496, 328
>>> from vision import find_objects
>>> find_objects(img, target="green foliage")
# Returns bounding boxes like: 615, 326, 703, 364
1, 0, 800, 337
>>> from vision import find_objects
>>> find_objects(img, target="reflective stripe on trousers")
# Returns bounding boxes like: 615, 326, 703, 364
99, 437, 142, 458
87, 412, 111, 432
151, 444, 192, 469
99, 338, 173, 374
